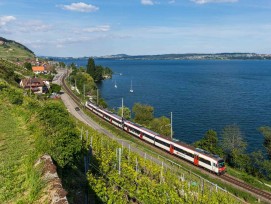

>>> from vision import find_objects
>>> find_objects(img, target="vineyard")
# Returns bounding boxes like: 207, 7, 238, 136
80, 125, 241, 203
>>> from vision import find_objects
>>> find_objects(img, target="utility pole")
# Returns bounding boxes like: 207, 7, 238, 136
121, 98, 124, 118
83, 84, 85, 100
97, 89, 99, 105
29, 77, 31, 96
170, 112, 173, 139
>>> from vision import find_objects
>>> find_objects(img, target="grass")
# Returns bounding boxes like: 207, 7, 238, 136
0, 42, 35, 61
227, 167, 271, 192
0, 103, 44, 203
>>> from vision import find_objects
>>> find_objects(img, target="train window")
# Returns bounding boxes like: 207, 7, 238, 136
174, 147, 193, 158
155, 139, 170, 147
218, 160, 225, 168
143, 133, 153, 140
199, 157, 211, 165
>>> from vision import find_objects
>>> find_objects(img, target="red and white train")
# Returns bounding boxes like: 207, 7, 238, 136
85, 101, 226, 175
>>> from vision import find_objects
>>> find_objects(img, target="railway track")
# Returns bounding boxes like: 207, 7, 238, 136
220, 174, 271, 203
61, 72, 271, 203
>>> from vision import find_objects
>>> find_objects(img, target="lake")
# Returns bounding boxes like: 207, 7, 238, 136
62, 58, 271, 152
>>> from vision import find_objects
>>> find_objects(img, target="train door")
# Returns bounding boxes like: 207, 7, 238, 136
170, 144, 174, 154
140, 132, 143, 139
194, 155, 199, 166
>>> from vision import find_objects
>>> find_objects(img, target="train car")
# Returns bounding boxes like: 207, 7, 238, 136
85, 100, 226, 175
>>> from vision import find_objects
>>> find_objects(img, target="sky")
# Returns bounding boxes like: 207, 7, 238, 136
0, 0, 271, 57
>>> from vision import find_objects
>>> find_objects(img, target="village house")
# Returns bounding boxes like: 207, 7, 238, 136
32, 66, 46, 74
20, 78, 48, 94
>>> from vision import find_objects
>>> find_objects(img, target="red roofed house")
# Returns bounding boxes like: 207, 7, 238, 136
32, 66, 46, 74
20, 78, 47, 94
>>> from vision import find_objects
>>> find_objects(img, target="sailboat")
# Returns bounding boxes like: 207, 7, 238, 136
114, 80, 117, 88
130, 80, 133, 93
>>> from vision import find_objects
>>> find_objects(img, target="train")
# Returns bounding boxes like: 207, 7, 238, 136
85, 100, 226, 175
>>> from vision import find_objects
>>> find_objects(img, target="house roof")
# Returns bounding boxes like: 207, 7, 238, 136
32, 66, 45, 72
20, 78, 44, 88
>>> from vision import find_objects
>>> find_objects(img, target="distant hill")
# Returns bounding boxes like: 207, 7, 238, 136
96, 53, 271, 60
0, 37, 35, 61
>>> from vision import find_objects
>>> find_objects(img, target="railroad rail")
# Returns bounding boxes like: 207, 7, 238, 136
61, 72, 271, 204
220, 174, 271, 203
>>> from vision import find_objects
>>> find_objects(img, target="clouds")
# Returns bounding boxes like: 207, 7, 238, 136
17, 21, 52, 32
0, 16, 16, 27
191, 0, 238, 4
61, 2, 99, 12
141, 0, 155, 5
83, 25, 110, 33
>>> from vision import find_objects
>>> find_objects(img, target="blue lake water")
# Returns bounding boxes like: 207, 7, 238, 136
62, 59, 271, 152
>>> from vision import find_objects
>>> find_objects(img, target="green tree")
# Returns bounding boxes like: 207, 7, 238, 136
194, 129, 223, 156
94, 65, 104, 82
70, 62, 77, 70
259, 126, 271, 160
132, 103, 154, 127
50, 83, 61, 93
38, 101, 82, 168
23, 62, 32, 71
86, 57, 96, 79
98, 98, 108, 108
149, 116, 171, 137
59, 62, 66, 68
221, 125, 247, 167
117, 106, 131, 119
247, 151, 265, 178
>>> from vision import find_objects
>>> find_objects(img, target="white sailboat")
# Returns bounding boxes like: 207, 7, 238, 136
130, 80, 133, 93
114, 80, 117, 88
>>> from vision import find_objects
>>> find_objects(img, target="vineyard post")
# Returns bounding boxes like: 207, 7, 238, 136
116, 148, 118, 170
128, 144, 130, 164
119, 148, 121, 175
80, 127, 83, 140
86, 130, 88, 147
136, 157, 138, 173
160, 161, 164, 184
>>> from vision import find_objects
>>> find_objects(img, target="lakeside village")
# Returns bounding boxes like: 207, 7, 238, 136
16, 58, 61, 98
15, 57, 113, 100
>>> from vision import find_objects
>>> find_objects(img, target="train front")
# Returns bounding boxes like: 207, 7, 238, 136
218, 159, 226, 175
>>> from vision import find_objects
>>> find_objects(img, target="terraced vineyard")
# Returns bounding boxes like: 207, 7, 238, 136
82, 126, 240, 203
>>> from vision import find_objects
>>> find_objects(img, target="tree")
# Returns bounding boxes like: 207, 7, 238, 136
99, 98, 108, 108
149, 116, 171, 137
24, 62, 32, 71
221, 125, 247, 167
259, 126, 271, 160
117, 106, 131, 120
247, 150, 265, 178
194, 129, 223, 156
94, 65, 104, 82
59, 62, 66, 68
132, 103, 154, 127
38, 101, 82, 168
86, 57, 96, 79
50, 83, 61, 93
